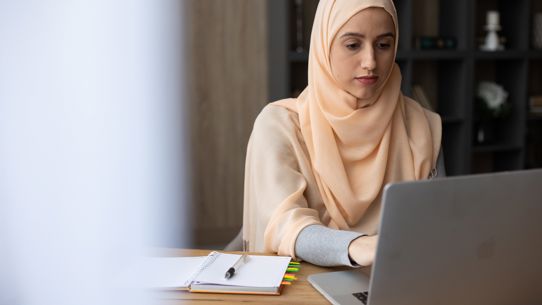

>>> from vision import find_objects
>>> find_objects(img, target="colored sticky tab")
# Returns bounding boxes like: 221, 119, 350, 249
289, 261, 300, 265
282, 277, 294, 282
283, 275, 297, 280
281, 281, 292, 285
287, 267, 299, 272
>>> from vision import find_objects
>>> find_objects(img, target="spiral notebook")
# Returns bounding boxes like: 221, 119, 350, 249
145, 251, 291, 295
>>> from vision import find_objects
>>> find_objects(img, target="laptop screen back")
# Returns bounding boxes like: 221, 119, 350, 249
368, 169, 542, 305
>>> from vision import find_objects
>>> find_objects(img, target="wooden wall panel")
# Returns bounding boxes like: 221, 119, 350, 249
184, 0, 268, 247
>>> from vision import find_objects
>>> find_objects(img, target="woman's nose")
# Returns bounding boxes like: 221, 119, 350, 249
361, 47, 376, 71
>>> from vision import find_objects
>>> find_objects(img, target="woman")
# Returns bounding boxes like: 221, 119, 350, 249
243, 0, 444, 267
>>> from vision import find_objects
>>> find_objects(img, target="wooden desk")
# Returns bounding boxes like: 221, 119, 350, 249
154, 249, 352, 305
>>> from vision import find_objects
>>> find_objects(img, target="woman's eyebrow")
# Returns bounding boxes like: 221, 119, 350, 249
340, 32, 395, 39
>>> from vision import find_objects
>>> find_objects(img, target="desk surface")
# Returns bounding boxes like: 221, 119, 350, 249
154, 249, 351, 305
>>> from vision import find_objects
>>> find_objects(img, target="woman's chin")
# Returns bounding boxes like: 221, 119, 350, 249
349, 89, 375, 101
353, 94, 376, 107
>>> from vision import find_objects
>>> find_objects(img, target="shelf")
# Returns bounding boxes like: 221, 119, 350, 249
398, 50, 466, 60
527, 114, 542, 121
529, 50, 542, 59
473, 50, 528, 60
472, 144, 522, 153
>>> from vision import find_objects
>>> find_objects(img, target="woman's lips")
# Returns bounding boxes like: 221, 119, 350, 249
355, 75, 378, 85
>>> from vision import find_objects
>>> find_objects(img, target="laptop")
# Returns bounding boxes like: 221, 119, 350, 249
309, 169, 542, 305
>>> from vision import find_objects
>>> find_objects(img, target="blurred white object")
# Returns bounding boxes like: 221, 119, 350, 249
0, 1, 188, 305
481, 11, 504, 51
477, 81, 509, 112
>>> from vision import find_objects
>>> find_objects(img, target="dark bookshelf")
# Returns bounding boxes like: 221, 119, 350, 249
268, 0, 542, 176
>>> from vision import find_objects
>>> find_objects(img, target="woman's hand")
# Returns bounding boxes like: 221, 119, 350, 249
348, 235, 378, 266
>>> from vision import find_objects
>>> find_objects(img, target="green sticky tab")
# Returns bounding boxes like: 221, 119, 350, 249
282, 277, 294, 282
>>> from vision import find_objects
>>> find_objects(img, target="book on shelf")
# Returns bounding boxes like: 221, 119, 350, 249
412, 84, 435, 111
414, 36, 457, 50
530, 96, 542, 114
142, 251, 292, 295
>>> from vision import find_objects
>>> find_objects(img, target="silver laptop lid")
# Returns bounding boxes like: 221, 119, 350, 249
368, 169, 542, 305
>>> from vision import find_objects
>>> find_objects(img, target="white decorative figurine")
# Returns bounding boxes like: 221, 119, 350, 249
481, 11, 504, 51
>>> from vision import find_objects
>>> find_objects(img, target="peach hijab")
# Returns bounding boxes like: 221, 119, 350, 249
273, 0, 442, 229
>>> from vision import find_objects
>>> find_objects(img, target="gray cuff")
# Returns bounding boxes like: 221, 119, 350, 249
294, 224, 364, 267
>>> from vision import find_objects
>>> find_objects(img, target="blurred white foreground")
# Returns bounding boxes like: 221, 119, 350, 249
0, 1, 189, 305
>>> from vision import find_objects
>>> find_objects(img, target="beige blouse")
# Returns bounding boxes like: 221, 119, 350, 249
243, 104, 387, 257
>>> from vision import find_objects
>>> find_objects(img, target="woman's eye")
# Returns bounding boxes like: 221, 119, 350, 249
377, 42, 391, 49
346, 42, 360, 50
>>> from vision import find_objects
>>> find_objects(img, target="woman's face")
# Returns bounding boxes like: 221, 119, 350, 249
330, 7, 396, 106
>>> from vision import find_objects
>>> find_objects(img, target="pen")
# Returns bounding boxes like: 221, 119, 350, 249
224, 254, 249, 279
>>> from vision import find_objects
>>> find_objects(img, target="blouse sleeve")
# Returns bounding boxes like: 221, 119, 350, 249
243, 105, 322, 258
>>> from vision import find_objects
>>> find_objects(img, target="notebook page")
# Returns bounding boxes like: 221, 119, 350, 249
142, 256, 205, 288
193, 254, 291, 288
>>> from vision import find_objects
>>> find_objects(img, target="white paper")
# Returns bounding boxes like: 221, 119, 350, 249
142, 256, 205, 288
193, 254, 291, 288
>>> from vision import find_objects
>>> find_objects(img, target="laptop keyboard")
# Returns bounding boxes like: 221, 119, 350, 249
352, 291, 369, 304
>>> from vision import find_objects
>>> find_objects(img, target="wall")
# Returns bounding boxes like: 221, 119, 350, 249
184, 0, 268, 247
